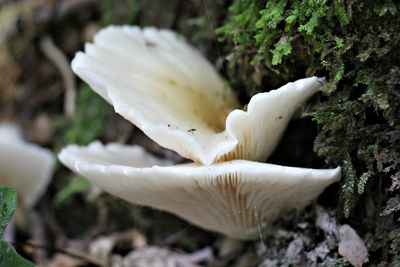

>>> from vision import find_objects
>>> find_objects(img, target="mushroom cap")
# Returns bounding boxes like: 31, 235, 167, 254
59, 142, 341, 239
0, 123, 54, 207
71, 25, 324, 165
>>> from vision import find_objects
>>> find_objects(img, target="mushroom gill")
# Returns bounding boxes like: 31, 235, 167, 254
59, 142, 341, 239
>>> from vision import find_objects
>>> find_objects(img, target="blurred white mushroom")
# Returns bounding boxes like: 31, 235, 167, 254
59, 26, 341, 239
71, 26, 324, 165
0, 123, 54, 208
59, 142, 340, 239
0, 122, 54, 249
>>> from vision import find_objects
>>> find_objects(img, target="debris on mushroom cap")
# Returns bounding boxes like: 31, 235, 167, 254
71, 25, 325, 165
59, 142, 341, 239
0, 122, 54, 207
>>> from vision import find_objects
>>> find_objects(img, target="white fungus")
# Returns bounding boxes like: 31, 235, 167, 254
59, 26, 341, 239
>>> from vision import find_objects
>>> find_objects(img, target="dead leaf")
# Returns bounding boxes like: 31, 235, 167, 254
47, 254, 84, 267
338, 224, 368, 267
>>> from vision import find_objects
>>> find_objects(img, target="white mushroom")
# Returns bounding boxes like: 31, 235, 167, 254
59, 142, 340, 239
60, 26, 341, 239
0, 123, 54, 208
71, 26, 324, 165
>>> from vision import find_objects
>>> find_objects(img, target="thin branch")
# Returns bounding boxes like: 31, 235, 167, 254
16, 240, 104, 266
40, 36, 76, 117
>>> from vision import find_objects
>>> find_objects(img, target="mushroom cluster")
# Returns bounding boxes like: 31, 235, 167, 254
59, 26, 341, 239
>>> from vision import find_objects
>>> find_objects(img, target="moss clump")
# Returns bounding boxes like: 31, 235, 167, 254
219, 0, 400, 264
218, 0, 354, 92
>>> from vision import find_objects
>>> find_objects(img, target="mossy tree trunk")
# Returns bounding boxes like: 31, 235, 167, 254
215, 0, 400, 265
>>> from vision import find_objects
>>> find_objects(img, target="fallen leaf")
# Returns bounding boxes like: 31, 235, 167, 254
338, 224, 368, 267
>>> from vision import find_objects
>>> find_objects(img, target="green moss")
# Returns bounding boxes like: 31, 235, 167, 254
271, 38, 292, 66
333, 258, 351, 267
389, 229, 400, 259
218, 0, 352, 88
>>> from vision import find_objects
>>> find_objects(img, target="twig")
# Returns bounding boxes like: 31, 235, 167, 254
177, 247, 214, 267
17, 240, 104, 266
28, 209, 47, 265
184, 247, 214, 263
40, 36, 76, 117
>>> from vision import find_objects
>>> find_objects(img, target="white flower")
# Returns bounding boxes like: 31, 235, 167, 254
59, 26, 341, 239
0, 123, 54, 207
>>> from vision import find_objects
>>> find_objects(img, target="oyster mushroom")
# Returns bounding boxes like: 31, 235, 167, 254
71, 26, 324, 165
60, 142, 340, 239
0, 123, 54, 208
59, 26, 341, 239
